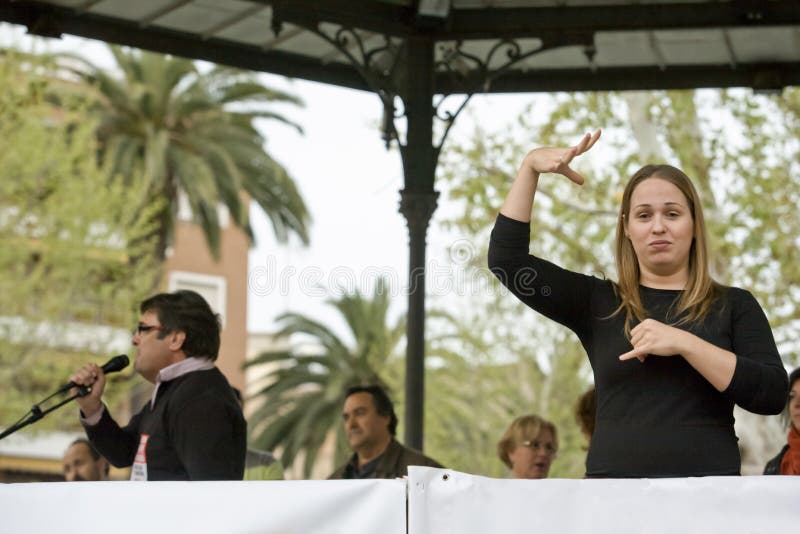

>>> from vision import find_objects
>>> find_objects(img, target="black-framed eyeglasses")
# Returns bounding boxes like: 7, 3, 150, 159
134, 324, 165, 336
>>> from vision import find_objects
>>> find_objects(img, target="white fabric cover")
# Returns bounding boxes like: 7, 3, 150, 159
0, 479, 406, 534
408, 466, 800, 534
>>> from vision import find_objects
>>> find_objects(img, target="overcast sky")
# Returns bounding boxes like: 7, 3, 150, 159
245, 76, 534, 339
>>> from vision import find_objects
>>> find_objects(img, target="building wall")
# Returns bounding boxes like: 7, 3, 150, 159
162, 219, 249, 392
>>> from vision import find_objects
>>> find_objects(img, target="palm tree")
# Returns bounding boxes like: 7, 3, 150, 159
65, 45, 310, 260
246, 279, 404, 477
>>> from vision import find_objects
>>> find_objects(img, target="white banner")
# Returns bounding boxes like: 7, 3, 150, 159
0, 479, 406, 534
408, 466, 800, 534
5, 470, 798, 533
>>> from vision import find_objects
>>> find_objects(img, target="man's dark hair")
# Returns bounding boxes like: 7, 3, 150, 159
68, 438, 110, 476
345, 384, 398, 436
140, 290, 221, 360
69, 438, 101, 461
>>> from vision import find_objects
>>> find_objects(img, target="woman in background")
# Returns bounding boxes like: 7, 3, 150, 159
497, 414, 558, 479
764, 367, 800, 475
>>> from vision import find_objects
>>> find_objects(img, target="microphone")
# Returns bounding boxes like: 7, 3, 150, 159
58, 354, 130, 393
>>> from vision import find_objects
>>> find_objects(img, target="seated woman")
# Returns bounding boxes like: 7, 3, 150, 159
497, 414, 558, 479
764, 367, 800, 475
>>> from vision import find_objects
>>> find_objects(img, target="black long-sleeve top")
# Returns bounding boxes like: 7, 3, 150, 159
85, 367, 246, 480
489, 213, 788, 477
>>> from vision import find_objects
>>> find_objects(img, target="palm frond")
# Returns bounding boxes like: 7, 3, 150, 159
246, 283, 405, 476
53, 44, 308, 260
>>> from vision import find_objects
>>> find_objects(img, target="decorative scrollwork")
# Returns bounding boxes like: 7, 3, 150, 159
313, 25, 401, 94
304, 24, 407, 148
432, 93, 472, 153
435, 37, 549, 93
332, 26, 366, 62
277, 19, 581, 155
428, 36, 564, 152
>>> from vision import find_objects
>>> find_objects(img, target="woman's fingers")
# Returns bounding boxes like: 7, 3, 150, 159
619, 348, 647, 362
562, 167, 586, 185
583, 129, 602, 153
524, 129, 600, 182
572, 129, 601, 156
560, 129, 601, 184
560, 146, 579, 167
573, 132, 592, 155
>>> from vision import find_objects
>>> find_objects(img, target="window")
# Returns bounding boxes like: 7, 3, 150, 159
168, 271, 227, 328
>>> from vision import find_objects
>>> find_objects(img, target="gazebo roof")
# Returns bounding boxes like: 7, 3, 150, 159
2, 0, 799, 93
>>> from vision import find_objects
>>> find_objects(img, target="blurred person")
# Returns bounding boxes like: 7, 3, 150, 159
68, 290, 246, 481
575, 386, 596, 444
764, 367, 800, 475
231, 387, 285, 480
329, 385, 443, 479
497, 414, 558, 479
62, 438, 109, 482
489, 130, 788, 477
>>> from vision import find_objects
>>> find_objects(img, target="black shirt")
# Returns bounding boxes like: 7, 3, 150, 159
489, 213, 788, 477
343, 454, 383, 479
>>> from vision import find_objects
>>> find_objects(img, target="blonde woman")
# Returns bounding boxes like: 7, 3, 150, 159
497, 414, 558, 479
488, 130, 788, 478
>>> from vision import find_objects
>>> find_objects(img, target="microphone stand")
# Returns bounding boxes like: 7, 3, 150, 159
0, 386, 90, 441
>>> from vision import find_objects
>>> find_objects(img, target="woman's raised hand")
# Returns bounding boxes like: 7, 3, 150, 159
522, 129, 601, 185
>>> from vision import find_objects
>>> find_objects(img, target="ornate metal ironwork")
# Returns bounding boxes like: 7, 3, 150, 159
430, 36, 584, 151
435, 37, 553, 93
398, 190, 439, 236
288, 22, 404, 147
272, 19, 595, 158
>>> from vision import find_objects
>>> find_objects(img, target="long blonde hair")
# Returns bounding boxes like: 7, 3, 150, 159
613, 164, 720, 336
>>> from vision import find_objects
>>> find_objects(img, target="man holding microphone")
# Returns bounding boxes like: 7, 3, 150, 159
69, 290, 246, 481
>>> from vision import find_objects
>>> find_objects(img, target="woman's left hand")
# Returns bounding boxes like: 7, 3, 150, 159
619, 318, 688, 362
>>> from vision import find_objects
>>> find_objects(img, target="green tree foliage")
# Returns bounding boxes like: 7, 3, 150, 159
387, 308, 586, 478
432, 88, 800, 477
246, 280, 404, 477
0, 52, 161, 431
62, 46, 311, 260
383, 307, 588, 478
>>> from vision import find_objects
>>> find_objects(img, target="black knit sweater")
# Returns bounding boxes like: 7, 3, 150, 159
86, 367, 246, 480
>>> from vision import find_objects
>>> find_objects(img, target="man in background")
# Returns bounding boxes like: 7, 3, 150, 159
329, 385, 442, 479
62, 438, 109, 481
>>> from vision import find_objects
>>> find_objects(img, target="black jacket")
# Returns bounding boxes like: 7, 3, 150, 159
328, 438, 442, 479
763, 445, 788, 475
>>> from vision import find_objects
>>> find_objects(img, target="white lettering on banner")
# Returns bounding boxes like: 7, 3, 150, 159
130, 433, 149, 481
407, 467, 800, 534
